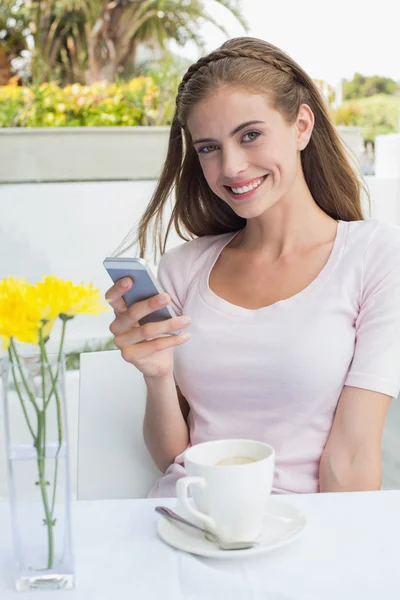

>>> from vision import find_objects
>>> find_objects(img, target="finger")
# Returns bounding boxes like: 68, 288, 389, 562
110, 292, 172, 335
114, 315, 191, 347
105, 277, 132, 314
121, 331, 190, 363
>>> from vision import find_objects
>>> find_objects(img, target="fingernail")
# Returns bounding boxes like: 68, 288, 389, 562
181, 333, 190, 341
178, 316, 191, 325
121, 278, 131, 288
158, 294, 169, 305
105, 297, 112, 303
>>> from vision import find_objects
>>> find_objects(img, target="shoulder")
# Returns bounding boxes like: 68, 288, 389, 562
346, 219, 400, 297
346, 218, 400, 253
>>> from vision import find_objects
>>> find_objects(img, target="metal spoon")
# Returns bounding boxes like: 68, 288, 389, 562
155, 506, 259, 551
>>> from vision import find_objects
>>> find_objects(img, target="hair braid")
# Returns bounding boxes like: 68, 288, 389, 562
177, 47, 298, 106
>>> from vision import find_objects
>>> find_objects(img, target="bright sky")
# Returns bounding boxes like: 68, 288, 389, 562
176, 0, 399, 87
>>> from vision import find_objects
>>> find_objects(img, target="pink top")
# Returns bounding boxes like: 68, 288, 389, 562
147, 219, 400, 497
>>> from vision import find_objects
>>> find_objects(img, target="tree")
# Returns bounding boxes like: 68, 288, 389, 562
343, 72, 399, 100
335, 94, 400, 142
0, 0, 81, 84
86, 0, 248, 83
0, 0, 28, 84
1, 0, 247, 85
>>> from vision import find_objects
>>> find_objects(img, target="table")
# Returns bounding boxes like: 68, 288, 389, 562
1, 491, 399, 599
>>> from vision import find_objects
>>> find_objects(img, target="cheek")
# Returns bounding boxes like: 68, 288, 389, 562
252, 142, 286, 175
199, 158, 218, 187
270, 144, 298, 178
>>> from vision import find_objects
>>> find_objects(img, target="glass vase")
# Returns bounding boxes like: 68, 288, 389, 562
1, 353, 74, 591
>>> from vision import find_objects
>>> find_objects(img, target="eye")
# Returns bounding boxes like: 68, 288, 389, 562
197, 144, 219, 154
242, 131, 260, 142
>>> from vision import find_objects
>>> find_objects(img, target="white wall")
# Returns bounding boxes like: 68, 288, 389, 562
364, 176, 400, 224
375, 133, 400, 179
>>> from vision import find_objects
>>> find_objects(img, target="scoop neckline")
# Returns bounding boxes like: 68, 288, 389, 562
199, 220, 348, 318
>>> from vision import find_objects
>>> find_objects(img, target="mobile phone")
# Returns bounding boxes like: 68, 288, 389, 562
103, 256, 177, 328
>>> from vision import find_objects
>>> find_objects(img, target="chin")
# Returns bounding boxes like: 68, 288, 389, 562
229, 199, 278, 220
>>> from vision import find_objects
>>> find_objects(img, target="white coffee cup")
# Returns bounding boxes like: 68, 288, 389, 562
176, 439, 275, 543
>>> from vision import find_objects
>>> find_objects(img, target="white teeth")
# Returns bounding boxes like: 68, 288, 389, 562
231, 176, 265, 194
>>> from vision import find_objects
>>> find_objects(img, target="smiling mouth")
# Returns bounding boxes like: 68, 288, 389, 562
224, 175, 268, 196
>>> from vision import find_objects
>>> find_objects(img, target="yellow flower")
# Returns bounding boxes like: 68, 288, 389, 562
0, 276, 108, 351
42, 318, 56, 341
0, 278, 43, 350
60, 281, 109, 318
33, 276, 72, 321
0, 275, 109, 350
34, 276, 108, 320
127, 76, 148, 92
44, 112, 55, 124
71, 83, 81, 95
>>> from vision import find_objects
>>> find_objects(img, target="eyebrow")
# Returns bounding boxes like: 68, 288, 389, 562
192, 120, 266, 145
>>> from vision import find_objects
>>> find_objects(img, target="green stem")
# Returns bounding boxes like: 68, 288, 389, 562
50, 459, 59, 519
39, 328, 47, 480
57, 319, 67, 364
9, 339, 40, 417
43, 319, 67, 516
35, 413, 54, 570
37, 327, 56, 568
45, 318, 67, 409
7, 346, 36, 441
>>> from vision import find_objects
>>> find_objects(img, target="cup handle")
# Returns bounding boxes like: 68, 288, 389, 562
176, 476, 216, 531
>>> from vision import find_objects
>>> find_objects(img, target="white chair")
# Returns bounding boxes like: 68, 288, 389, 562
381, 395, 400, 490
77, 350, 161, 500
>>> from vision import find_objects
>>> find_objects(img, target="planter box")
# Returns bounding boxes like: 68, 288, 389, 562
0, 125, 362, 184
0, 127, 170, 183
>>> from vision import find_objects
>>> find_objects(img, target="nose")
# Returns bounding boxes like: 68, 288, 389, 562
221, 146, 248, 180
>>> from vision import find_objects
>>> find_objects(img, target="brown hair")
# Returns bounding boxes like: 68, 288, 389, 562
120, 37, 365, 259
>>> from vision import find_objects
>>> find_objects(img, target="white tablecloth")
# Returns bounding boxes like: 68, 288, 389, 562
0, 491, 399, 599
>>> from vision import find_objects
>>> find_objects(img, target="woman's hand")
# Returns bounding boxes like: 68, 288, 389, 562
106, 277, 191, 379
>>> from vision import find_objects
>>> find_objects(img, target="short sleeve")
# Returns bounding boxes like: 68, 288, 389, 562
345, 222, 400, 398
156, 241, 193, 318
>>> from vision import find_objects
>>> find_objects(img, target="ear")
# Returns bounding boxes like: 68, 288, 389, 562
295, 104, 314, 151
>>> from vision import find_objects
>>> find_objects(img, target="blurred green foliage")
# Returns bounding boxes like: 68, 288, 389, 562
0, 71, 181, 127
343, 73, 399, 100
335, 94, 400, 142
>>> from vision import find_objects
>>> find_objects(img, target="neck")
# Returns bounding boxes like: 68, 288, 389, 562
237, 169, 338, 259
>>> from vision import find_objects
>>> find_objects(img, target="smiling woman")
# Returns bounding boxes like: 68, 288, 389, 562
106, 37, 400, 498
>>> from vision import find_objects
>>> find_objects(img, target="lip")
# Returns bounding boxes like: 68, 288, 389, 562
223, 175, 266, 188
223, 175, 268, 201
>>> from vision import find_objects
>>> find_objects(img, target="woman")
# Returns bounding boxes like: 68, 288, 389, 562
106, 37, 400, 496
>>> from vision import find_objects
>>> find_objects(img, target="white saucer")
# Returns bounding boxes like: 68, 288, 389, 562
157, 497, 306, 559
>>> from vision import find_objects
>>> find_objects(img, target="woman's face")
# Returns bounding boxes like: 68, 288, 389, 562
187, 86, 313, 220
